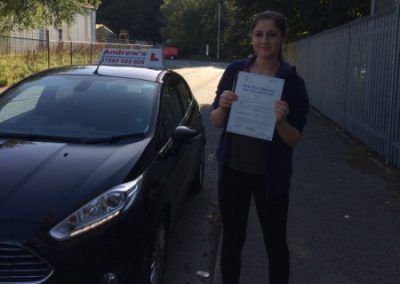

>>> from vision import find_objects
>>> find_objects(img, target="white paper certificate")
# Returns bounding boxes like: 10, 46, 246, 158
226, 71, 284, 141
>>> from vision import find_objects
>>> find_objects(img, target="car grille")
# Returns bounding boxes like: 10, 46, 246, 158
0, 242, 53, 283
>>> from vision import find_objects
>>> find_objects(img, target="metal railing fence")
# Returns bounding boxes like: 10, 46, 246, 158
287, 9, 400, 168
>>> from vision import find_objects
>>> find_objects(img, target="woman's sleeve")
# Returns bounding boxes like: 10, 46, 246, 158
286, 76, 310, 133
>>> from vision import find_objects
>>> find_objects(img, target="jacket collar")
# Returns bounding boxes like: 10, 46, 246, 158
241, 56, 297, 78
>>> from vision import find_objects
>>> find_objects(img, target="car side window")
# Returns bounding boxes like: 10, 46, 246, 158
176, 79, 192, 111
160, 78, 184, 138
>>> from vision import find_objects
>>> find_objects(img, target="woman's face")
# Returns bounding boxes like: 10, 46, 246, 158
251, 19, 283, 59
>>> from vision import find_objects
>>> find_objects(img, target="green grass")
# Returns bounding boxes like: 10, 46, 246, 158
0, 44, 104, 86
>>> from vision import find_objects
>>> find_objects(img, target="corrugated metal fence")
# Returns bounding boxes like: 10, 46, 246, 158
287, 9, 400, 168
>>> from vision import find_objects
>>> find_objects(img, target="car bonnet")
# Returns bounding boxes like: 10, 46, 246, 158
0, 138, 151, 224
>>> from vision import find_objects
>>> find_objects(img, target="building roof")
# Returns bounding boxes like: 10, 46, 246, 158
96, 24, 116, 34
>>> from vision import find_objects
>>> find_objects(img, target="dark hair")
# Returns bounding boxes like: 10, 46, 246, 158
250, 10, 286, 35
250, 10, 286, 60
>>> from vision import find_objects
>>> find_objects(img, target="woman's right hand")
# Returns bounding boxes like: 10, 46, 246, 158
219, 91, 238, 110
211, 91, 238, 128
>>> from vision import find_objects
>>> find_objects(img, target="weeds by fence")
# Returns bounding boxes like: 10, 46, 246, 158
0, 35, 152, 86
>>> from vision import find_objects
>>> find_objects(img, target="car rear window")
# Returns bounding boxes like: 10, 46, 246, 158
0, 75, 158, 141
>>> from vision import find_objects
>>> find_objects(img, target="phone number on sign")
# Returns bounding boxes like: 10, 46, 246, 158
103, 57, 145, 64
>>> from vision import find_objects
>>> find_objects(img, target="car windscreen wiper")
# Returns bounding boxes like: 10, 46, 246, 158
0, 132, 86, 143
86, 133, 147, 144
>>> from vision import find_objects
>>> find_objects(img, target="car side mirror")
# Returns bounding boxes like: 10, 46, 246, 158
172, 126, 198, 143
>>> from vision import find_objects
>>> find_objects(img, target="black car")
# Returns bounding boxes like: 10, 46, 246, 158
0, 65, 205, 283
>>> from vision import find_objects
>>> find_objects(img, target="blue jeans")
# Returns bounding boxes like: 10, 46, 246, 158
218, 165, 290, 284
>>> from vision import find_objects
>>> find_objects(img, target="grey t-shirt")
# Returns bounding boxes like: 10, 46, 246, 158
227, 133, 268, 175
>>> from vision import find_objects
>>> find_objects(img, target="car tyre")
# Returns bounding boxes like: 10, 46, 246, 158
189, 149, 205, 195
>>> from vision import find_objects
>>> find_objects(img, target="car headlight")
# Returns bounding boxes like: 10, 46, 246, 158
49, 175, 143, 241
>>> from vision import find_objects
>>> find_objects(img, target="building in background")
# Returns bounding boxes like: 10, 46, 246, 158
96, 24, 117, 42
119, 30, 129, 43
10, 6, 96, 43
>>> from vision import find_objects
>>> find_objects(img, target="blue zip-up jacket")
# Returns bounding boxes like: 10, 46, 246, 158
212, 56, 309, 196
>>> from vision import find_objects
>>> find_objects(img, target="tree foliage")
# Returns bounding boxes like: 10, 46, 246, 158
96, 0, 163, 43
297, 0, 370, 36
0, 0, 101, 34
160, 0, 220, 57
161, 0, 370, 59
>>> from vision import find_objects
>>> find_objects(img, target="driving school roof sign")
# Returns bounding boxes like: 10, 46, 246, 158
98, 48, 164, 68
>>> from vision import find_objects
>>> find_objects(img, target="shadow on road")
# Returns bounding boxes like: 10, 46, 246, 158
166, 59, 229, 70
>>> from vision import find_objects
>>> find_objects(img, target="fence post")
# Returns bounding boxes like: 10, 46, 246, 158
343, 26, 352, 131
70, 41, 73, 65
46, 30, 50, 69
385, 5, 400, 165
90, 42, 92, 64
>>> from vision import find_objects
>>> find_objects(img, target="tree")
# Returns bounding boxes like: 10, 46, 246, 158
0, 0, 101, 34
160, 0, 221, 57
96, 0, 163, 43
297, 0, 370, 36
218, 0, 370, 58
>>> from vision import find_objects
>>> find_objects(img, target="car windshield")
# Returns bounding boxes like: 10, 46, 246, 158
0, 74, 158, 142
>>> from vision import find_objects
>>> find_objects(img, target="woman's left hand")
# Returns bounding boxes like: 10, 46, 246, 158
275, 100, 289, 124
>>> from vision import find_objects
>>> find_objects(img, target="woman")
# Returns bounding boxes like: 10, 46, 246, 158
211, 10, 309, 284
